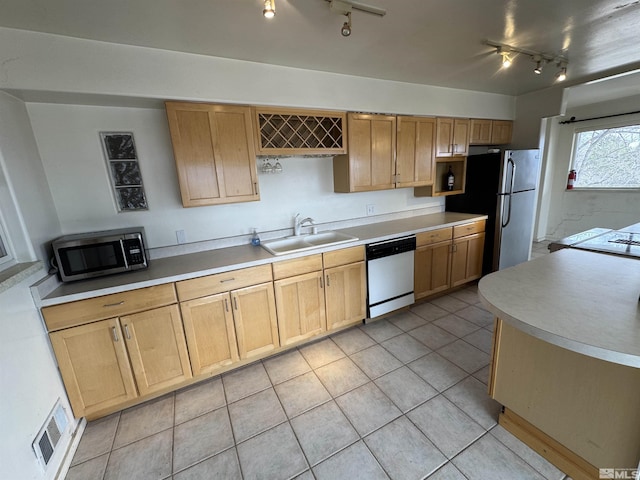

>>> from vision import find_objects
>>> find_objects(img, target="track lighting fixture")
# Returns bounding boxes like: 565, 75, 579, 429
341, 12, 352, 36
485, 40, 569, 81
533, 55, 543, 74
497, 46, 512, 68
263, 0, 275, 19
328, 0, 385, 37
556, 62, 568, 82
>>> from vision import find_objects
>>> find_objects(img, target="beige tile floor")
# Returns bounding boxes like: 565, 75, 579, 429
66, 274, 572, 480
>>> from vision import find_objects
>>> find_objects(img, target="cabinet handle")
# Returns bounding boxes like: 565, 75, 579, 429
326, 275, 330, 287
320, 276, 324, 289
253, 182, 258, 195
220, 278, 235, 283
112, 327, 119, 342
104, 300, 125, 308
233, 297, 238, 310
124, 324, 131, 340
224, 298, 229, 312
451, 244, 458, 253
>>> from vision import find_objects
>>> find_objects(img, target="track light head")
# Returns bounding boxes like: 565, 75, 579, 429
263, 0, 275, 18
555, 60, 568, 81
341, 12, 352, 36
496, 46, 512, 68
532, 55, 543, 74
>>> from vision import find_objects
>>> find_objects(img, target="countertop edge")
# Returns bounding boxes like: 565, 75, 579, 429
478, 291, 640, 368
39, 212, 488, 307
477, 251, 640, 369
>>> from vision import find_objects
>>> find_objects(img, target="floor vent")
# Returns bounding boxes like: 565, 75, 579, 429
33, 400, 69, 469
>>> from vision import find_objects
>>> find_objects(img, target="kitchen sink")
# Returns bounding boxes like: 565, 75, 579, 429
261, 231, 359, 256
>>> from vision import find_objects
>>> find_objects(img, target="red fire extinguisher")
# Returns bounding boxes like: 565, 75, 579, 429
567, 169, 577, 189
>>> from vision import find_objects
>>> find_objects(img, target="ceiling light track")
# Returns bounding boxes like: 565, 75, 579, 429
485, 40, 569, 82
327, 0, 386, 17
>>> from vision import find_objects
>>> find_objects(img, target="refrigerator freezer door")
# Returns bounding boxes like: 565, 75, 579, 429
496, 189, 538, 270
502, 150, 540, 193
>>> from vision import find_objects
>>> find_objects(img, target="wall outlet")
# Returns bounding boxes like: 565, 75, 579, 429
366, 204, 376, 216
176, 229, 186, 244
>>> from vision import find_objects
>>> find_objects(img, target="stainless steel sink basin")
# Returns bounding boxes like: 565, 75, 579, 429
261, 231, 359, 256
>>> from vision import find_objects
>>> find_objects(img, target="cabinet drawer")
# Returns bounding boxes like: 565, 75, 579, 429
176, 264, 272, 302
323, 245, 365, 269
416, 228, 453, 247
272, 254, 323, 280
453, 220, 486, 238
42, 283, 177, 332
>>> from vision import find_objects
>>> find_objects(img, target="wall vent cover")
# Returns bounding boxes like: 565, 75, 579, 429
33, 400, 69, 469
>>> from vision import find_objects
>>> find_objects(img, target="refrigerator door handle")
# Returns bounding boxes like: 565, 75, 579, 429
501, 157, 516, 228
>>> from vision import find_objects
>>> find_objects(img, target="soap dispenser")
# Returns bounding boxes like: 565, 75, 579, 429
251, 228, 261, 246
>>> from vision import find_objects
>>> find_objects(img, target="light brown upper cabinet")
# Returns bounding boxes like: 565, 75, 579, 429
435, 117, 469, 157
254, 107, 347, 156
395, 116, 436, 188
165, 102, 259, 207
333, 113, 396, 192
469, 119, 513, 145
333, 113, 436, 192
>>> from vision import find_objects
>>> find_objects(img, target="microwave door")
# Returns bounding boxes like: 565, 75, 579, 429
59, 240, 126, 280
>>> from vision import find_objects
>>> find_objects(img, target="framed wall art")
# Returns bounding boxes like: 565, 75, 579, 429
100, 132, 149, 211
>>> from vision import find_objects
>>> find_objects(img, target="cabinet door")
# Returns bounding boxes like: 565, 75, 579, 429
415, 241, 452, 300
325, 261, 366, 331
435, 117, 454, 157
166, 102, 259, 207
452, 118, 470, 156
491, 120, 513, 145
396, 116, 436, 188
49, 318, 137, 418
336, 113, 395, 192
450, 232, 485, 287
180, 293, 240, 376
469, 119, 492, 145
274, 271, 326, 346
121, 305, 192, 396
231, 282, 279, 359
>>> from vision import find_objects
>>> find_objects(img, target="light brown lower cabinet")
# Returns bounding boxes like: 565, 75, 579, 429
324, 261, 367, 330
274, 271, 326, 346
450, 232, 485, 287
180, 292, 240, 376
49, 303, 192, 418
415, 240, 452, 300
231, 282, 280, 359
323, 246, 367, 331
414, 221, 485, 299
120, 304, 192, 396
49, 318, 138, 418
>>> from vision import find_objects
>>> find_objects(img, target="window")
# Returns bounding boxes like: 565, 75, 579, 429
571, 122, 640, 189
0, 218, 15, 269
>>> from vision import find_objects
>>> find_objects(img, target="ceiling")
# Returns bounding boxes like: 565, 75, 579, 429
1, 0, 640, 97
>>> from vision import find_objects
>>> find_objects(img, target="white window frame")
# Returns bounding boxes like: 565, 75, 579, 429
569, 118, 640, 191
0, 212, 16, 270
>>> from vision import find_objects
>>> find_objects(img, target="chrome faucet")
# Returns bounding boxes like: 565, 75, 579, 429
293, 213, 315, 236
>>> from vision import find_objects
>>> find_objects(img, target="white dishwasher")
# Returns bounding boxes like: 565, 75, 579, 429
366, 235, 416, 320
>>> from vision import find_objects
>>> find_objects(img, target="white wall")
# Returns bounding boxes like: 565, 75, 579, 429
0, 92, 61, 261
27, 103, 445, 248
0, 269, 78, 480
539, 99, 640, 240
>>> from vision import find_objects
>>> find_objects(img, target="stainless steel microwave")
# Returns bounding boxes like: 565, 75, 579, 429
52, 227, 148, 282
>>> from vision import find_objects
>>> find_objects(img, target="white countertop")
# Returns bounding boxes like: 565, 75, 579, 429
39, 211, 486, 306
478, 248, 640, 368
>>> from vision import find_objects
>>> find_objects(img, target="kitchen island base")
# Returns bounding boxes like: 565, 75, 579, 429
489, 319, 640, 480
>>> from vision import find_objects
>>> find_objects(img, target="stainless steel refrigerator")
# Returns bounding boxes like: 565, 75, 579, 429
445, 149, 541, 273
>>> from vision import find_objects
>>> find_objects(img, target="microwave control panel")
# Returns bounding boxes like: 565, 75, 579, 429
123, 238, 147, 266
